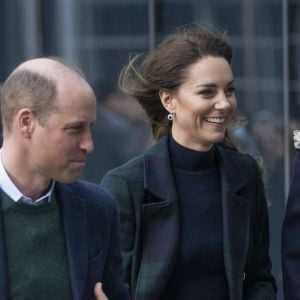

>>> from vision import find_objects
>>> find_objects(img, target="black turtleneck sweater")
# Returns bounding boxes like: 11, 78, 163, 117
162, 136, 229, 300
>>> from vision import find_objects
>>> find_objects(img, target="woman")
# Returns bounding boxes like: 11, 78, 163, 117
100, 25, 276, 299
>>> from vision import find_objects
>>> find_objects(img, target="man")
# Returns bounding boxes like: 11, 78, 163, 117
282, 130, 300, 299
0, 57, 130, 299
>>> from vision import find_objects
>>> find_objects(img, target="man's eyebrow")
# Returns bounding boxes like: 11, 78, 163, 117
63, 121, 86, 128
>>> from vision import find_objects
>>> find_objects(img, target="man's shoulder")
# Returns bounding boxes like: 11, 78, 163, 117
65, 179, 112, 195
56, 180, 117, 211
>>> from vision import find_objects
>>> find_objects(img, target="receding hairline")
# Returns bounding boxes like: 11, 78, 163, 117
0, 57, 94, 132
12, 57, 85, 83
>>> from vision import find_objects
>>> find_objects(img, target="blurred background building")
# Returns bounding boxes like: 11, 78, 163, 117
0, 0, 297, 298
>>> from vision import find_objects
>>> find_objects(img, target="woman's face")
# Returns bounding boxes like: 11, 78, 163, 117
166, 55, 237, 151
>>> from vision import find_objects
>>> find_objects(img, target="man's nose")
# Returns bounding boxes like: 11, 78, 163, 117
80, 131, 94, 154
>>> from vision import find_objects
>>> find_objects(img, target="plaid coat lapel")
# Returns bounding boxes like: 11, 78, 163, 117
135, 135, 180, 300
216, 147, 251, 299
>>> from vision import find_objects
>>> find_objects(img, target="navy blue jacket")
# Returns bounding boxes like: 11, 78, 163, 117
0, 180, 130, 300
282, 151, 300, 299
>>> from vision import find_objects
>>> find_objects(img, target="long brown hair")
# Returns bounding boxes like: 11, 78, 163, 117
119, 24, 239, 150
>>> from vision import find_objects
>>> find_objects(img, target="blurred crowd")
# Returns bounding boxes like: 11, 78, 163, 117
80, 88, 150, 183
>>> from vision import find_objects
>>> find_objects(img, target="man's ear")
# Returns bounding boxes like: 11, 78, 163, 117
17, 108, 35, 138
159, 89, 176, 114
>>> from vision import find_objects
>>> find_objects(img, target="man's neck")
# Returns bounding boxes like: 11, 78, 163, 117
1, 147, 51, 200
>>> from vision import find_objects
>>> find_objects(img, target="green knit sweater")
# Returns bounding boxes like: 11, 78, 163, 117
1, 191, 72, 299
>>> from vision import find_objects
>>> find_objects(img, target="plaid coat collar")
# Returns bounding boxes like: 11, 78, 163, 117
136, 135, 250, 300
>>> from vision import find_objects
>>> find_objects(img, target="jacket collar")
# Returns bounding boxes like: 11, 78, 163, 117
56, 182, 88, 300
216, 146, 251, 299
136, 136, 179, 299
144, 135, 249, 201
216, 145, 249, 195
144, 135, 177, 203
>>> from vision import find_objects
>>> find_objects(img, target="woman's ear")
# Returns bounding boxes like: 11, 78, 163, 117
159, 89, 176, 114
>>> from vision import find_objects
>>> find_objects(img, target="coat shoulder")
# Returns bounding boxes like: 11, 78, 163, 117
66, 180, 118, 214
102, 154, 145, 183
218, 147, 261, 176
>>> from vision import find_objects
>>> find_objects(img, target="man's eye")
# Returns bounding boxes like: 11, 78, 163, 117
67, 126, 82, 133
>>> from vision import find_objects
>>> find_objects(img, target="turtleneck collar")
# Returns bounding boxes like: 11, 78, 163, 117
168, 134, 216, 172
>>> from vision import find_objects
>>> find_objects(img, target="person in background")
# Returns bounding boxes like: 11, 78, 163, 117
81, 88, 149, 183
0, 57, 130, 300
100, 25, 276, 299
281, 130, 300, 299
0, 84, 3, 146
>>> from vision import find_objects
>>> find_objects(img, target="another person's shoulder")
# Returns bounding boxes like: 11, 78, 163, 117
65, 180, 118, 211
103, 153, 145, 182
102, 136, 169, 182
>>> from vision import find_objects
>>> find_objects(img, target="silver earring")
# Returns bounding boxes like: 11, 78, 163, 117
167, 113, 173, 121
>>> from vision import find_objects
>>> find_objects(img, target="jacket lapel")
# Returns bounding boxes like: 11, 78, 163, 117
136, 136, 180, 300
56, 183, 88, 300
217, 147, 251, 300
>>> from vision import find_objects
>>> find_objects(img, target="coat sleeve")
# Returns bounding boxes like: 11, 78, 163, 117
243, 156, 277, 299
100, 172, 138, 294
282, 151, 300, 300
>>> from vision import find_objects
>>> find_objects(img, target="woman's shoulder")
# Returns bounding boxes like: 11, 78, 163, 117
102, 153, 145, 181
218, 146, 255, 161
217, 146, 261, 175
103, 136, 169, 180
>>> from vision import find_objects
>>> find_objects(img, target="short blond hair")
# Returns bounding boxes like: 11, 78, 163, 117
0, 57, 86, 133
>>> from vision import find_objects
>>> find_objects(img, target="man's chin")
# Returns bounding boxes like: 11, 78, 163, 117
56, 172, 82, 183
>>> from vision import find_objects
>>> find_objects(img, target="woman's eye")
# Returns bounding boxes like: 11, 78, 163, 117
199, 89, 214, 97
226, 86, 236, 94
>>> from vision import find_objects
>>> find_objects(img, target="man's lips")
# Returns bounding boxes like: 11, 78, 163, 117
71, 159, 86, 164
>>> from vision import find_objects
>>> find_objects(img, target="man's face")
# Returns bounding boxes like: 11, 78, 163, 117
30, 77, 97, 182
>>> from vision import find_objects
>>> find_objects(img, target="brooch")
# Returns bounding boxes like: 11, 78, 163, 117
294, 130, 300, 149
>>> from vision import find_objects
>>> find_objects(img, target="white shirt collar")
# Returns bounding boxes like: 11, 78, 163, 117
0, 149, 55, 204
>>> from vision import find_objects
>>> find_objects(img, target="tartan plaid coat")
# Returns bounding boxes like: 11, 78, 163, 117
100, 135, 276, 300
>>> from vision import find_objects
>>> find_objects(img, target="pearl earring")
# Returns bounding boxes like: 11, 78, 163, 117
167, 113, 173, 121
